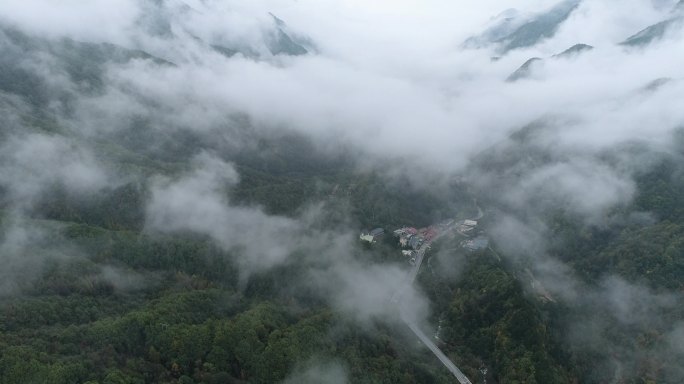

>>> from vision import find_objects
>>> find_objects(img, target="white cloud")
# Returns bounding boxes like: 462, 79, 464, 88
0, 0, 140, 44
0, 133, 111, 205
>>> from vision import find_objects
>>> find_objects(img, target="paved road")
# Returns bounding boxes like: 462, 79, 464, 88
408, 244, 429, 283
394, 227, 473, 383
403, 314, 473, 384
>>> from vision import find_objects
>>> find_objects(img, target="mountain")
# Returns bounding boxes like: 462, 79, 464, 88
265, 14, 310, 56
620, 17, 684, 46
267, 29, 308, 56
0, 25, 171, 106
132, 1, 313, 59
640, 77, 673, 93
506, 43, 592, 82
208, 13, 312, 59
465, 0, 581, 54
462, 9, 526, 49
675, 0, 684, 12
1, 2, 684, 384
552, 43, 593, 58
496, 0, 580, 53
506, 57, 543, 82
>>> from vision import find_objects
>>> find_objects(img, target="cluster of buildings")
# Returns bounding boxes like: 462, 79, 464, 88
360, 224, 439, 251
393, 227, 425, 250
360, 216, 489, 260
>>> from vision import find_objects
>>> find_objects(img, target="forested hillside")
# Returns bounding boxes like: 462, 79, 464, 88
2, 0, 684, 383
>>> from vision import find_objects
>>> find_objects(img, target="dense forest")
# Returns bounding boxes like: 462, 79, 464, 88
2, 1, 684, 383
0, 139, 475, 383
2, 123, 683, 383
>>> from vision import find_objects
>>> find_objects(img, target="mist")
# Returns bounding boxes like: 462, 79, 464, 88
1, 0, 683, 382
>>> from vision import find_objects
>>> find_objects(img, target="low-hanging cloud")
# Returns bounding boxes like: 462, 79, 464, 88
0, 133, 112, 208
0, 218, 79, 297
145, 152, 432, 326
4, 0, 681, 183
1, 1, 684, 380
145, 152, 305, 275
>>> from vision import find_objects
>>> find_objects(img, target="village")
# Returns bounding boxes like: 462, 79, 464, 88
359, 217, 489, 265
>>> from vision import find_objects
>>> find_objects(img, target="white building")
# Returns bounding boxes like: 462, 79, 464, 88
360, 233, 375, 243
